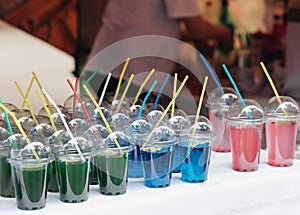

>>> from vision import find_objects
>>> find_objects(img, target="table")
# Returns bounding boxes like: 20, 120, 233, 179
2, 150, 300, 215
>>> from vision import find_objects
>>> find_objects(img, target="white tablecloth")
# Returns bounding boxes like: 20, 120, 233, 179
2, 150, 300, 215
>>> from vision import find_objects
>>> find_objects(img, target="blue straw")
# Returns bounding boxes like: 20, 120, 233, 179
152, 74, 170, 110
222, 64, 256, 128
136, 80, 158, 120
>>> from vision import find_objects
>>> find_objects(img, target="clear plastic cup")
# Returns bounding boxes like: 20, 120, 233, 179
206, 87, 237, 152
9, 142, 53, 210
264, 96, 299, 167
181, 116, 215, 183
226, 99, 264, 172
141, 126, 175, 188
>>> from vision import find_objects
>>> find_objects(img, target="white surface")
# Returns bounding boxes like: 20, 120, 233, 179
1, 150, 300, 215
0, 20, 75, 112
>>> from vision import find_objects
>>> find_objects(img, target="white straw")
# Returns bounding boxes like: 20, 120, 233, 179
42, 89, 84, 158
98, 73, 111, 107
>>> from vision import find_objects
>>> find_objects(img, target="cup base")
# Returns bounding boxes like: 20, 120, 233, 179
233, 167, 258, 172
268, 162, 293, 167
144, 181, 170, 188
48, 188, 59, 193
17, 204, 45, 211
60, 196, 88, 203
181, 178, 206, 183
0, 193, 15, 198
212, 149, 231, 153
100, 190, 126, 196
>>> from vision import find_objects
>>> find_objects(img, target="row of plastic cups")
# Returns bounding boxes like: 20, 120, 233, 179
207, 87, 299, 171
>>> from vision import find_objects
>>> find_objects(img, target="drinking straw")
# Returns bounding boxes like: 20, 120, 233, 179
35, 90, 57, 132
85, 67, 100, 85
113, 57, 130, 101
0, 104, 40, 160
98, 73, 112, 107
32, 72, 53, 113
222, 64, 257, 128
83, 84, 123, 152
136, 80, 158, 120
132, 68, 155, 106
141, 75, 189, 150
19, 75, 35, 117
15, 81, 39, 126
260, 62, 288, 116
67, 79, 93, 126
171, 73, 177, 118
192, 76, 208, 136
115, 74, 135, 114
72, 78, 79, 120
0, 99, 13, 135
153, 74, 170, 110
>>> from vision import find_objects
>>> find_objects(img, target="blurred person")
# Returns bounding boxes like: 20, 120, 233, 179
83, 0, 233, 98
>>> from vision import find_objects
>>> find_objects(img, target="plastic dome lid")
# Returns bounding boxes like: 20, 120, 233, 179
264, 96, 299, 119
168, 116, 190, 134
188, 116, 215, 140
226, 99, 264, 123
149, 126, 175, 144
101, 131, 135, 153
130, 119, 152, 135
206, 87, 238, 109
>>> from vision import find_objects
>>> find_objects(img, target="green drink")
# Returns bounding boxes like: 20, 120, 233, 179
56, 155, 90, 203
47, 161, 59, 192
0, 156, 15, 197
94, 153, 128, 195
12, 164, 48, 210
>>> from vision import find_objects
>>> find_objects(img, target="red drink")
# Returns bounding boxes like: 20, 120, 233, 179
266, 121, 297, 167
229, 124, 263, 172
209, 111, 231, 152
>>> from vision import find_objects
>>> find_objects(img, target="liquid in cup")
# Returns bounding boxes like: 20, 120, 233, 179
55, 137, 94, 203
227, 99, 264, 172
93, 132, 134, 195
141, 126, 175, 188
264, 96, 299, 167
9, 142, 52, 210
206, 87, 237, 152
181, 116, 215, 183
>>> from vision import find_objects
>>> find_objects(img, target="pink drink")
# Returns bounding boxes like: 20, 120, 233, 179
209, 111, 231, 152
229, 124, 263, 172
266, 121, 297, 167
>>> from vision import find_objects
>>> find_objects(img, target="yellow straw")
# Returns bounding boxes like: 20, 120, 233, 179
83, 85, 123, 152
132, 68, 155, 106
19, 75, 35, 117
115, 74, 135, 114
0, 104, 40, 160
35, 90, 57, 132
15, 81, 39, 126
171, 73, 177, 118
192, 76, 208, 136
32, 72, 53, 113
113, 57, 130, 101
141, 75, 189, 150
260, 62, 288, 116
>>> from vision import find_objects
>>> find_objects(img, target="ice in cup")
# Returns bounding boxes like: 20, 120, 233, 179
141, 126, 175, 188
226, 99, 264, 172
168, 115, 190, 173
206, 87, 237, 152
47, 130, 72, 192
264, 96, 299, 167
93, 132, 134, 195
0, 131, 20, 198
128, 119, 152, 178
9, 142, 53, 210
181, 116, 215, 183
55, 137, 94, 203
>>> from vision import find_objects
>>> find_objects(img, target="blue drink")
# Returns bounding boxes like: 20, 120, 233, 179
128, 144, 143, 178
171, 136, 187, 173
141, 145, 173, 188
181, 142, 211, 183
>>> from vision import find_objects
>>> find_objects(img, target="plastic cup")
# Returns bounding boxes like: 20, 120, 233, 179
206, 87, 237, 152
128, 119, 151, 178
181, 116, 215, 183
226, 99, 264, 172
168, 115, 190, 173
55, 137, 94, 203
93, 132, 134, 195
141, 126, 175, 188
9, 142, 52, 210
264, 96, 299, 167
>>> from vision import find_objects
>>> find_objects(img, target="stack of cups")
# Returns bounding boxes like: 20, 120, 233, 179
226, 99, 264, 172
264, 96, 299, 167
206, 87, 237, 152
